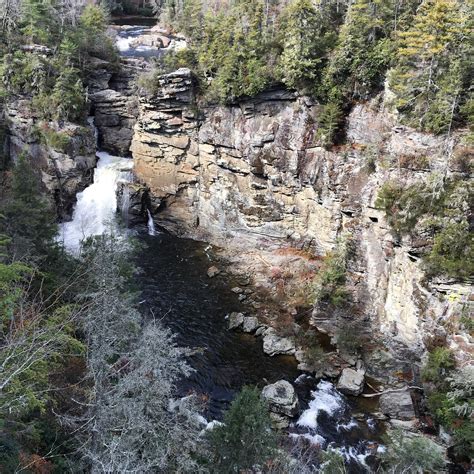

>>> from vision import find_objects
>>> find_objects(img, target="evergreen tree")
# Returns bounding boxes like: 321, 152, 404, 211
21, 0, 57, 44
0, 154, 58, 262
208, 386, 278, 473
389, 0, 472, 133
279, 0, 336, 93
323, 0, 399, 100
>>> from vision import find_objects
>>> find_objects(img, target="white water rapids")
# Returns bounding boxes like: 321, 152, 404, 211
58, 151, 133, 253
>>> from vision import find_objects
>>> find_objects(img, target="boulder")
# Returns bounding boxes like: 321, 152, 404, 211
337, 368, 365, 396
262, 328, 296, 356
261, 380, 298, 417
269, 412, 290, 429
207, 266, 220, 278
242, 316, 259, 333
379, 390, 415, 420
228, 312, 244, 330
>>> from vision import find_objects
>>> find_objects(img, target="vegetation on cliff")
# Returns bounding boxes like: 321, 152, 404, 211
0, 1, 117, 123
151, 0, 472, 142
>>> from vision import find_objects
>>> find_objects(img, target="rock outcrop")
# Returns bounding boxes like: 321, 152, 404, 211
90, 58, 148, 156
4, 100, 96, 217
337, 368, 365, 396
130, 68, 472, 384
379, 390, 416, 420
261, 380, 298, 417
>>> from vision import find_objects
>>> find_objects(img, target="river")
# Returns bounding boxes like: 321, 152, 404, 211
55, 23, 386, 471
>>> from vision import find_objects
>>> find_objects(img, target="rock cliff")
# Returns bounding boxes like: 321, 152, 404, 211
130, 68, 473, 381
4, 100, 96, 218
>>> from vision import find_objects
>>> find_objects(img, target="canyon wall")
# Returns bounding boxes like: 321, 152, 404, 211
4, 100, 97, 218
128, 68, 472, 379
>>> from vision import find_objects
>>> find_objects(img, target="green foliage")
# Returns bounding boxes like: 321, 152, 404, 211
320, 448, 347, 473
376, 179, 473, 278
0, 2, 117, 124
36, 124, 71, 152
21, 0, 57, 44
278, 0, 336, 93
425, 365, 473, 460
422, 347, 456, 384
311, 237, 352, 307
0, 154, 58, 262
425, 221, 474, 279
316, 101, 344, 147
389, 0, 472, 134
375, 181, 437, 235
207, 386, 278, 473
323, 0, 405, 101
380, 429, 445, 473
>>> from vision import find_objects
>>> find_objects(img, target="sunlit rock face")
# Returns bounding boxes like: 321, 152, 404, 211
130, 68, 472, 376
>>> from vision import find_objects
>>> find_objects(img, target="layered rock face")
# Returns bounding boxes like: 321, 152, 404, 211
4, 100, 96, 217
90, 57, 147, 156
131, 69, 472, 377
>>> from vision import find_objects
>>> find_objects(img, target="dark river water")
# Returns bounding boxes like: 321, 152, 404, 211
134, 230, 299, 419
133, 229, 385, 471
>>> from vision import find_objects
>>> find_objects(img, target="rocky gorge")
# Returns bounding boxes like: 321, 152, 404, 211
2, 16, 472, 470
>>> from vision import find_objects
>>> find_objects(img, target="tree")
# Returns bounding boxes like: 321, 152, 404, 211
279, 0, 336, 93
208, 385, 278, 473
323, 0, 398, 100
0, 154, 58, 263
73, 235, 205, 472
21, 0, 58, 44
389, 0, 472, 133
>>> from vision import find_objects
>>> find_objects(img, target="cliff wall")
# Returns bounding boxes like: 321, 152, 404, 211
129, 69, 473, 379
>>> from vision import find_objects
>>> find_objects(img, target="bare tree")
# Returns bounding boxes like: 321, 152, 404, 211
70, 235, 207, 472
0, 0, 23, 37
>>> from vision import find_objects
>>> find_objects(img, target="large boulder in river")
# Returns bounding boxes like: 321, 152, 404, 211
261, 380, 298, 417
379, 390, 415, 420
262, 328, 296, 356
337, 368, 365, 396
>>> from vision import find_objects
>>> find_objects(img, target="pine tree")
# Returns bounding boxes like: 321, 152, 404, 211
279, 0, 336, 93
208, 386, 278, 473
0, 154, 58, 262
389, 0, 472, 134
323, 0, 398, 100
21, 0, 57, 44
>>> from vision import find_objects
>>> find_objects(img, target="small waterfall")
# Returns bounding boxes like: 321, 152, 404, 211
147, 209, 156, 236
59, 151, 133, 253
120, 184, 130, 226
87, 116, 99, 147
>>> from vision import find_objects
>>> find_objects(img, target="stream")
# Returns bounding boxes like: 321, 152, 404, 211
56, 23, 386, 472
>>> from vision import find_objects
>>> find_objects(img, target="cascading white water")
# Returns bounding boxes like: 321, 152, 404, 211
58, 151, 133, 253
147, 209, 156, 236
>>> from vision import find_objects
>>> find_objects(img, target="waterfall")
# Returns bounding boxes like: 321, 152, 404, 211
121, 184, 131, 226
58, 151, 133, 253
87, 116, 98, 146
147, 209, 156, 236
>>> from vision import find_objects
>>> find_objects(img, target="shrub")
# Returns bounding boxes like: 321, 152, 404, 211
36, 125, 71, 153
421, 347, 456, 384
316, 101, 344, 147
425, 221, 474, 279
375, 181, 439, 235
380, 430, 445, 473
311, 237, 352, 307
